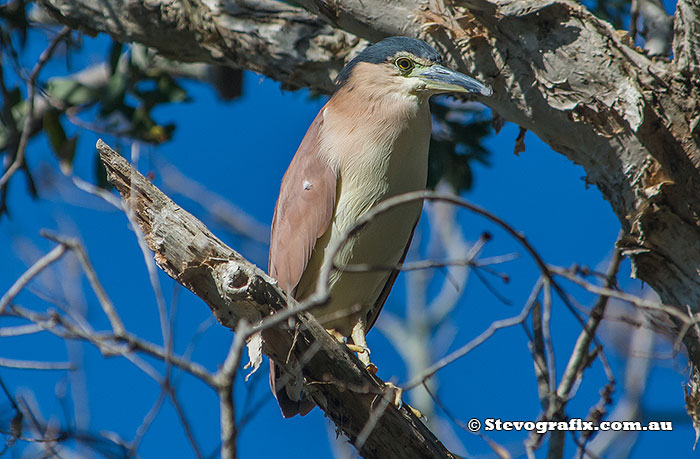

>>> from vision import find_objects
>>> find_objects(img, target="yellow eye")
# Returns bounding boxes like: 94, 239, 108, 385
395, 57, 414, 71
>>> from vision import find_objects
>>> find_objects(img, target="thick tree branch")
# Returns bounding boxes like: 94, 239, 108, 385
96, 139, 457, 459
38, 0, 362, 91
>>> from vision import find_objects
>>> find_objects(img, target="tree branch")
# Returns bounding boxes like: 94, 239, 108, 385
673, 0, 700, 75
38, 0, 362, 92
96, 139, 457, 459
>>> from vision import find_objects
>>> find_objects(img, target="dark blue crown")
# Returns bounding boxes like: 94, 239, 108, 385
335, 37, 442, 90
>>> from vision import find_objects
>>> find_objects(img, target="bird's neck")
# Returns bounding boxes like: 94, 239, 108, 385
321, 91, 430, 167
325, 83, 430, 145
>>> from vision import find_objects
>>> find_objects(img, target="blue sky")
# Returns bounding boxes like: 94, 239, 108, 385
1, 28, 694, 458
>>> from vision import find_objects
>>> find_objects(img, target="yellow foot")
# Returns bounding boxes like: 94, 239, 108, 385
407, 404, 425, 419
345, 343, 369, 355
327, 329, 346, 343
326, 329, 372, 364
377, 382, 425, 419
384, 382, 404, 409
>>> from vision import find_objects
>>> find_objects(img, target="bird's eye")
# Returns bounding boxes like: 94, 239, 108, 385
395, 57, 414, 71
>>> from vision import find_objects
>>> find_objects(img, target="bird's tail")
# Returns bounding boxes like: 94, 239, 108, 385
269, 360, 315, 418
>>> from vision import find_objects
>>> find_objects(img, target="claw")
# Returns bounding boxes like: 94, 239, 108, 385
379, 383, 425, 418
384, 382, 403, 409
327, 329, 346, 343
407, 405, 425, 419
327, 328, 373, 363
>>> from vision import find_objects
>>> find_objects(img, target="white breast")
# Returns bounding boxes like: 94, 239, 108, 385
296, 97, 432, 335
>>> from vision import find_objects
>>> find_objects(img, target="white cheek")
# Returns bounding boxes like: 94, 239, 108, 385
401, 77, 427, 97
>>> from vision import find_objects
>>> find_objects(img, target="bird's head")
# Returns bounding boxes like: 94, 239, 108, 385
335, 36, 492, 99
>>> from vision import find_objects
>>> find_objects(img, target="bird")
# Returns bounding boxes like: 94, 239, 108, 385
268, 36, 492, 418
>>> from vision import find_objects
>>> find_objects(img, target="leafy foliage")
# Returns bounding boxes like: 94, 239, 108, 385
0, 5, 198, 216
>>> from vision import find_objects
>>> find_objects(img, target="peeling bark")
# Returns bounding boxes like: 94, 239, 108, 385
38, 0, 363, 91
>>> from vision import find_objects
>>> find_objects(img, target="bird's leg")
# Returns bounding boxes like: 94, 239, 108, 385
350, 320, 372, 367
326, 328, 369, 358
349, 322, 424, 418
330, 323, 422, 416
380, 382, 425, 418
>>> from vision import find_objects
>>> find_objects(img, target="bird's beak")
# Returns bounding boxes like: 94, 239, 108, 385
418, 65, 492, 96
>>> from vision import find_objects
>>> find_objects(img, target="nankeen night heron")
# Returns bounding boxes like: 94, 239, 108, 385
269, 36, 492, 417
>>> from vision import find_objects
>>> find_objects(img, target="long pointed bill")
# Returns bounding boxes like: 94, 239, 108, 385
419, 65, 492, 96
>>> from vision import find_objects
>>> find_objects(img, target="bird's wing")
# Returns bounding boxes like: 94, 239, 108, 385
269, 107, 337, 295
365, 218, 419, 332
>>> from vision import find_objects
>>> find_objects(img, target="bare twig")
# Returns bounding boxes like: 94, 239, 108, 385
130, 389, 167, 454
0, 358, 72, 370
548, 264, 693, 325
529, 238, 624, 456
0, 323, 46, 337
167, 385, 203, 459
215, 321, 250, 459
0, 27, 71, 189
320, 190, 591, 339
403, 277, 542, 390
542, 278, 556, 394
557, 247, 624, 400
40, 231, 125, 335
531, 299, 552, 410
7, 304, 214, 386
0, 244, 68, 314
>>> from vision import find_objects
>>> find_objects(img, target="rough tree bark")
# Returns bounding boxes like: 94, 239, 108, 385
97, 140, 456, 459
41, 0, 700, 419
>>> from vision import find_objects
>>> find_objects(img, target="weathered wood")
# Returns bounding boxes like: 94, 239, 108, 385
38, 0, 361, 92
97, 139, 456, 459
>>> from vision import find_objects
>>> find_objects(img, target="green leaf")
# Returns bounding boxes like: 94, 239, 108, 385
135, 76, 188, 107
5, 86, 21, 107
0, 86, 22, 150
43, 109, 77, 174
57, 136, 78, 175
10, 99, 27, 127
427, 99, 492, 192
107, 41, 123, 74
43, 108, 67, 153
46, 78, 97, 106
99, 71, 128, 116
